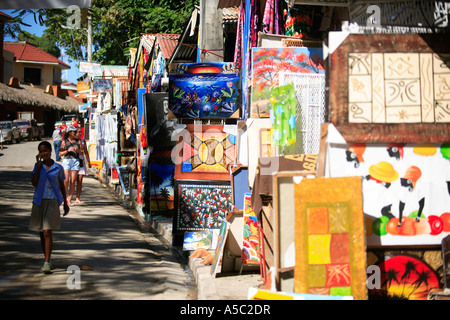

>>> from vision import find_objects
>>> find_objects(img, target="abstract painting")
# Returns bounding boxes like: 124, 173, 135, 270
173, 181, 233, 234
329, 33, 450, 143
348, 52, 450, 124
294, 176, 367, 300
168, 63, 240, 119
174, 125, 236, 181
251, 47, 325, 118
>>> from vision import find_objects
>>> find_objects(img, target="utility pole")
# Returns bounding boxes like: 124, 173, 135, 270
87, 11, 92, 63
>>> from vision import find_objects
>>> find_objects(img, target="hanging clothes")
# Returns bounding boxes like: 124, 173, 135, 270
262, 0, 283, 35
104, 113, 118, 169
234, 1, 244, 71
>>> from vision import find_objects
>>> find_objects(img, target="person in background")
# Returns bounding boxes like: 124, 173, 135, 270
71, 117, 79, 128
52, 124, 63, 161
60, 121, 67, 139
59, 125, 81, 207
30, 141, 69, 273
75, 127, 91, 205
0, 124, 3, 150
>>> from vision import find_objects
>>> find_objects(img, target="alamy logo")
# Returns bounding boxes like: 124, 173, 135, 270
66, 265, 81, 290
63, 5, 81, 30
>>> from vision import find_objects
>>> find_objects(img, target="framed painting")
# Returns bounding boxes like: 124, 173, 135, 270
329, 33, 450, 143
168, 62, 240, 119
251, 47, 325, 118
173, 124, 236, 181
323, 133, 450, 247
149, 163, 175, 215
173, 180, 233, 234
294, 176, 367, 300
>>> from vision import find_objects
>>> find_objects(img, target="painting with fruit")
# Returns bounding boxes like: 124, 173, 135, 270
326, 142, 450, 246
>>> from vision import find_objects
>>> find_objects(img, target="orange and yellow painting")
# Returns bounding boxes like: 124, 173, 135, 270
369, 255, 440, 300
294, 176, 367, 299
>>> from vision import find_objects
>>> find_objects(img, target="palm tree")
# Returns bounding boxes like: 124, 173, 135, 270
150, 170, 164, 213
160, 187, 171, 211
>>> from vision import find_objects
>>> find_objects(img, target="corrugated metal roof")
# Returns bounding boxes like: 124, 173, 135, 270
218, 0, 240, 9
156, 33, 181, 60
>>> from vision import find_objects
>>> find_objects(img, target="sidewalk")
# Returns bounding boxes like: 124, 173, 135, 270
131, 215, 264, 300
0, 169, 195, 300
106, 176, 264, 300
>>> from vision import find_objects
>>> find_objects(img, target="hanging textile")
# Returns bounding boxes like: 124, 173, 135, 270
262, 0, 283, 35
234, 1, 244, 71
250, 0, 259, 48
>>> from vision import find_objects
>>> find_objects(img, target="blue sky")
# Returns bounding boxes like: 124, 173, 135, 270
2, 9, 82, 84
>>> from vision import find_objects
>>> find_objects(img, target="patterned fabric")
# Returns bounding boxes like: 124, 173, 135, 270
234, 1, 244, 71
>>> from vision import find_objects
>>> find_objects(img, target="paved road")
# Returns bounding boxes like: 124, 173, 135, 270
0, 139, 196, 300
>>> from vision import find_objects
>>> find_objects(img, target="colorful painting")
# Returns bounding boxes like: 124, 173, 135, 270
174, 181, 233, 233
168, 63, 240, 119
369, 255, 440, 300
211, 220, 230, 278
326, 139, 450, 246
174, 125, 236, 181
294, 176, 367, 300
182, 230, 219, 251
328, 33, 450, 143
242, 193, 261, 265
149, 163, 174, 214
251, 47, 325, 118
270, 83, 297, 147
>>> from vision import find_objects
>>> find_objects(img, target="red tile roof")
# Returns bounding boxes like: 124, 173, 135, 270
3, 41, 70, 69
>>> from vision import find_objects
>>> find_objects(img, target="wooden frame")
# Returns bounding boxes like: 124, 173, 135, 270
329, 33, 450, 143
272, 171, 316, 292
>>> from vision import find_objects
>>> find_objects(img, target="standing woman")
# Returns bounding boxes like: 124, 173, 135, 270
75, 127, 91, 205
59, 125, 81, 207
30, 141, 69, 273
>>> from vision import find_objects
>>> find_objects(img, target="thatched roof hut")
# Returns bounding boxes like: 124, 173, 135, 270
0, 82, 81, 113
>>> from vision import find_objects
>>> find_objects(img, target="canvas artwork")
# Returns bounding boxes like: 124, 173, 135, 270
251, 47, 325, 118
326, 141, 450, 246
242, 193, 261, 265
174, 125, 236, 181
211, 220, 230, 278
168, 62, 240, 119
174, 181, 233, 234
182, 230, 219, 251
149, 163, 174, 215
369, 255, 440, 300
329, 33, 450, 143
348, 52, 450, 124
294, 176, 367, 300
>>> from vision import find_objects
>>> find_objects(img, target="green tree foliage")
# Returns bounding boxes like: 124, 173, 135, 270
7, 0, 199, 65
